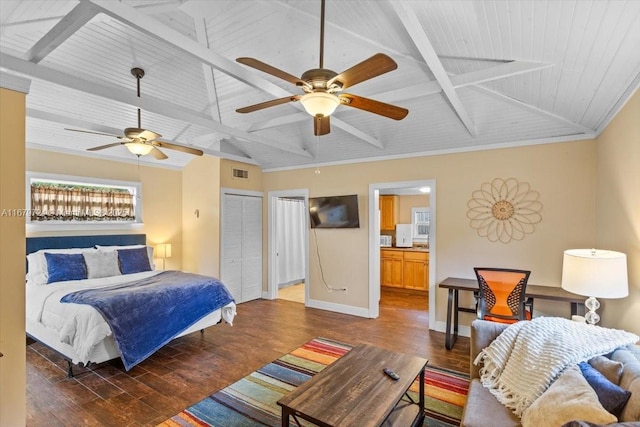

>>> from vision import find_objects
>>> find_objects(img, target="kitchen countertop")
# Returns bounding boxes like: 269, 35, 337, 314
381, 246, 429, 252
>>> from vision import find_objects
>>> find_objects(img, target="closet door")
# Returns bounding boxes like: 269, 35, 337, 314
222, 195, 243, 301
240, 196, 262, 301
222, 193, 262, 303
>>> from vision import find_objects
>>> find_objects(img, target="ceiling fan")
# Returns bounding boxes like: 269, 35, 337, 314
65, 68, 203, 159
235, 0, 408, 136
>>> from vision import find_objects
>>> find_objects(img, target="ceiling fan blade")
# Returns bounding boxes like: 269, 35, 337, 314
339, 94, 408, 120
86, 142, 124, 151
236, 95, 301, 114
314, 115, 331, 136
124, 127, 162, 141
328, 53, 398, 90
237, 58, 311, 89
154, 141, 204, 156
65, 128, 122, 138
149, 147, 168, 160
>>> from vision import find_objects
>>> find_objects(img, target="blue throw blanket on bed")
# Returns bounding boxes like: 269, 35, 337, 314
60, 271, 235, 370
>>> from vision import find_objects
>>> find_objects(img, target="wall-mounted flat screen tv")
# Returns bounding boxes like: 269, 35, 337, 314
309, 194, 360, 229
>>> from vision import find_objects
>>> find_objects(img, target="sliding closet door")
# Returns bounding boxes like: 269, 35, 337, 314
221, 193, 262, 303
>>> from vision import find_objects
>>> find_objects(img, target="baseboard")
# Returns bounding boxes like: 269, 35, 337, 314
433, 320, 471, 338
306, 298, 370, 318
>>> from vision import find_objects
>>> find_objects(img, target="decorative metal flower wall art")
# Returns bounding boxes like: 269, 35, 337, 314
467, 177, 543, 243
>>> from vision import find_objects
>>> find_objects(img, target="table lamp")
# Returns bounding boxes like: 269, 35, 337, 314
155, 243, 172, 270
561, 249, 628, 325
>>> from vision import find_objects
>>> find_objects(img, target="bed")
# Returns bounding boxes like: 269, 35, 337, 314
25, 234, 236, 376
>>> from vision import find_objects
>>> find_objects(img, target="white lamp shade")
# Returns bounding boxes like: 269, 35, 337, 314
561, 249, 628, 298
300, 92, 340, 117
156, 243, 172, 258
125, 142, 154, 156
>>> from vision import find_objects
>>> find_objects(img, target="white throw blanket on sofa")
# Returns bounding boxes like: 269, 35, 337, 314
474, 317, 638, 418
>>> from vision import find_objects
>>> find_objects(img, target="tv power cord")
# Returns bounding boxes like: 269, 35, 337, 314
313, 228, 347, 293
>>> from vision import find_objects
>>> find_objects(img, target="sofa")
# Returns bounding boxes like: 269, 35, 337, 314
461, 319, 640, 427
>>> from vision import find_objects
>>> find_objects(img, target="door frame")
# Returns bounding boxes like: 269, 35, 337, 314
266, 188, 310, 302
368, 179, 436, 325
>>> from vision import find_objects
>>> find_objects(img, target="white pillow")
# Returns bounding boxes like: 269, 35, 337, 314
26, 247, 97, 286
83, 250, 121, 279
521, 365, 617, 427
96, 245, 155, 270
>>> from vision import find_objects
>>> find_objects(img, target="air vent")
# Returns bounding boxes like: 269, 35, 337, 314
232, 168, 249, 179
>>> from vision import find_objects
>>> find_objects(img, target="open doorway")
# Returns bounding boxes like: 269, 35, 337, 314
267, 189, 310, 304
368, 180, 436, 326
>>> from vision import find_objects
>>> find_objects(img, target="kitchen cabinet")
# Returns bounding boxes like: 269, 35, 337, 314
402, 251, 429, 291
380, 249, 429, 291
379, 195, 399, 231
381, 249, 403, 288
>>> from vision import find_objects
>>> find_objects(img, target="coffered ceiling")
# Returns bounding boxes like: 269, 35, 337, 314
1, 0, 638, 170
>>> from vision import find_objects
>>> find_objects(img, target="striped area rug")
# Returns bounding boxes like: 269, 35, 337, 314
159, 338, 469, 427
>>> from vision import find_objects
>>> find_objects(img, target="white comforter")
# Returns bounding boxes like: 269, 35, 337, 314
27, 271, 162, 362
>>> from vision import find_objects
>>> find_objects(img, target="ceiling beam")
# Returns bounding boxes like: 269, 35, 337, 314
193, 18, 222, 123
391, 2, 477, 137
330, 118, 384, 149
28, 108, 124, 136
470, 85, 595, 136
246, 112, 309, 132
2, 53, 310, 158
0, 2, 180, 36
27, 108, 259, 165
133, 1, 185, 15
25, 2, 98, 63
452, 61, 553, 88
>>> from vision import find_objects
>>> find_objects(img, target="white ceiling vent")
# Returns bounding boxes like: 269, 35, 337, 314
232, 168, 249, 179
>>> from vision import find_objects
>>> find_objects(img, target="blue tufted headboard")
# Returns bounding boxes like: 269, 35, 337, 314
26, 234, 147, 255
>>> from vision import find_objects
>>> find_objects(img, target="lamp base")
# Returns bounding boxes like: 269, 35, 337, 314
584, 296, 601, 325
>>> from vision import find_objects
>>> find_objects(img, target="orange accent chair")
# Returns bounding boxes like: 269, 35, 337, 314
474, 267, 532, 324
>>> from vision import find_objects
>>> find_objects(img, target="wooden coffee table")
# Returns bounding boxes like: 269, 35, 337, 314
277, 344, 428, 427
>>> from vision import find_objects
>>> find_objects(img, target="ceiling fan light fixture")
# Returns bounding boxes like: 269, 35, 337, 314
300, 92, 340, 117
125, 142, 153, 156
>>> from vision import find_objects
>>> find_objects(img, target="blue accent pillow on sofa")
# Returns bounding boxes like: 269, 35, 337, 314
117, 247, 152, 274
44, 253, 88, 284
579, 361, 632, 418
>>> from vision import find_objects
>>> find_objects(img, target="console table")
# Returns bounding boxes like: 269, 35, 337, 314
277, 344, 428, 427
439, 277, 586, 350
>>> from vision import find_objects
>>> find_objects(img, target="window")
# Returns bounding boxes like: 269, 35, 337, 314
411, 207, 430, 244
25, 172, 142, 230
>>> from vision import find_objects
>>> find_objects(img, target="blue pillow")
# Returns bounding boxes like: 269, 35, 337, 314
44, 253, 87, 284
578, 361, 632, 418
117, 247, 151, 274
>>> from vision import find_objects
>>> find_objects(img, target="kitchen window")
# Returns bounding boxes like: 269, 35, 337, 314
411, 207, 430, 245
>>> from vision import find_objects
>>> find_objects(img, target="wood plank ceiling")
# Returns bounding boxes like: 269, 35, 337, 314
1, 0, 638, 170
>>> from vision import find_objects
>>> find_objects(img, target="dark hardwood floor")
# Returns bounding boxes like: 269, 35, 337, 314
26, 290, 470, 426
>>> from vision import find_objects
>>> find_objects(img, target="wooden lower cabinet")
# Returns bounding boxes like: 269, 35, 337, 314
381, 249, 429, 291
381, 250, 403, 288
403, 251, 429, 291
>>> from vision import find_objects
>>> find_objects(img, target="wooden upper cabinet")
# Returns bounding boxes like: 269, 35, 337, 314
380, 195, 399, 231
